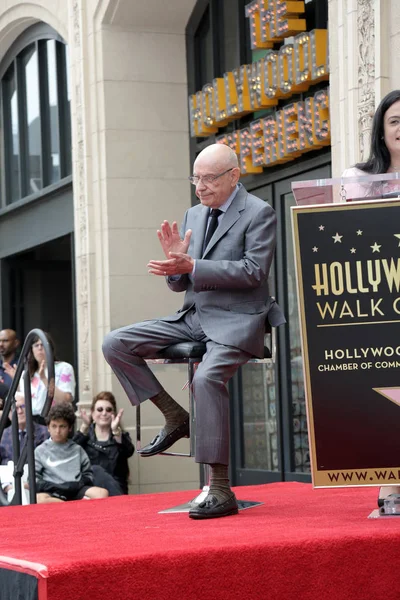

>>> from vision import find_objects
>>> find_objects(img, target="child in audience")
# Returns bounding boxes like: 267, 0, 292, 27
35, 403, 108, 503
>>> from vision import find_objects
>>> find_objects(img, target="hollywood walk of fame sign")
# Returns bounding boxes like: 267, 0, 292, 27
292, 199, 400, 487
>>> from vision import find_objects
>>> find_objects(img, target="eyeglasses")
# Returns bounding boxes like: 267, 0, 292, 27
96, 406, 113, 413
16, 404, 26, 411
188, 167, 233, 185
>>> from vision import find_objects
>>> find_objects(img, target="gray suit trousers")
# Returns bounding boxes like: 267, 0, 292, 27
102, 309, 251, 465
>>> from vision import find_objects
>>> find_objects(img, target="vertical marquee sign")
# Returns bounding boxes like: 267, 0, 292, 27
189, 0, 330, 175
292, 200, 400, 487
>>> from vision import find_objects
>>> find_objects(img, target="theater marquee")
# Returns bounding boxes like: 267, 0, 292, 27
292, 200, 400, 488
189, 0, 330, 174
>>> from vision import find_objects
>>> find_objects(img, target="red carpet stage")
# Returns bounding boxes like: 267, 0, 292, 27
1, 482, 400, 600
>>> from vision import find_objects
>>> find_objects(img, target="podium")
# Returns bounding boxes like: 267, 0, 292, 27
292, 171, 400, 205
290, 173, 400, 513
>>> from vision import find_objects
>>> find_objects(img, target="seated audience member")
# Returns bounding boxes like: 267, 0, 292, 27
0, 393, 48, 464
74, 391, 134, 495
0, 329, 20, 393
1, 394, 49, 499
6, 332, 76, 423
35, 403, 108, 503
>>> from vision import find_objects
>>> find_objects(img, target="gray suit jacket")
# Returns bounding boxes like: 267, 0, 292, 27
163, 184, 285, 358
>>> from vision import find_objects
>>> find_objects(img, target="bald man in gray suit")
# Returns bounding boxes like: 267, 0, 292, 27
103, 143, 284, 519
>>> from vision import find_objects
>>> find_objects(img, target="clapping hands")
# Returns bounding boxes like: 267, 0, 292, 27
3, 363, 16, 380
79, 408, 92, 427
157, 221, 192, 258
111, 408, 124, 432
148, 221, 194, 276
38, 360, 47, 382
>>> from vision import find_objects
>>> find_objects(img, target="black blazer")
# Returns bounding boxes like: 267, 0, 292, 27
73, 425, 134, 494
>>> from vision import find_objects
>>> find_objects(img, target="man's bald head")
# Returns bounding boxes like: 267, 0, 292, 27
0, 329, 17, 341
192, 144, 241, 209
194, 143, 239, 171
0, 329, 19, 361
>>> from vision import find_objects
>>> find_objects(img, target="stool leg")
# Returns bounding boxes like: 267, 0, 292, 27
187, 464, 210, 507
136, 405, 142, 451
189, 358, 196, 458
187, 361, 210, 506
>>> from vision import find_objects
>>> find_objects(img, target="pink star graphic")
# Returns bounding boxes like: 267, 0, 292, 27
374, 387, 400, 407
60, 373, 72, 383
31, 376, 40, 388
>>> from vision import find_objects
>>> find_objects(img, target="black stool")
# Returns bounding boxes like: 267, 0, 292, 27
136, 341, 206, 458
137, 328, 276, 513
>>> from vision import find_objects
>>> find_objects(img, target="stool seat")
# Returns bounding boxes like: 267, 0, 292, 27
155, 342, 207, 359
154, 342, 271, 360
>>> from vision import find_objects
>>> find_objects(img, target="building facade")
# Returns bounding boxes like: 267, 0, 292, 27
0, 0, 397, 493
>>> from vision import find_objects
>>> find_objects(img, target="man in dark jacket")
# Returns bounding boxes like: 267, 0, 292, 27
0, 394, 48, 464
0, 329, 19, 392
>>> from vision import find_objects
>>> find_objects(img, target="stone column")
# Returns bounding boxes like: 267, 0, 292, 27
72, 0, 199, 493
329, 0, 390, 176
68, 0, 95, 406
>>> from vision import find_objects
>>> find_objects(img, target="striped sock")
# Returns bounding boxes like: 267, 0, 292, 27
150, 389, 188, 434
208, 463, 232, 502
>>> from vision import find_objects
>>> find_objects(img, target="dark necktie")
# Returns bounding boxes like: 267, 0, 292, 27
203, 208, 222, 253
19, 430, 26, 447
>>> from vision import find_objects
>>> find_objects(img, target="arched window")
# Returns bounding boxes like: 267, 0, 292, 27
0, 24, 71, 205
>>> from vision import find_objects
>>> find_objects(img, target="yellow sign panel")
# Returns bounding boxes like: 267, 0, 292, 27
188, 0, 330, 175
245, 0, 307, 48
189, 29, 329, 137
217, 89, 330, 174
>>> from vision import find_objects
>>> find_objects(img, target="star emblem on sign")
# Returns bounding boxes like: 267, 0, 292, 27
371, 242, 381, 253
312, 246, 318, 252
319, 225, 325, 231
350, 248, 356, 254
332, 233, 343, 243
357, 230, 363, 236
395, 234, 400, 246
374, 387, 400, 407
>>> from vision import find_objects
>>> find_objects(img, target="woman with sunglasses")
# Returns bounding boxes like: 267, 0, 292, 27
73, 391, 134, 495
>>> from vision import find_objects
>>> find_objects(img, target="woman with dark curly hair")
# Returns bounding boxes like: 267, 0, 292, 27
73, 391, 134, 495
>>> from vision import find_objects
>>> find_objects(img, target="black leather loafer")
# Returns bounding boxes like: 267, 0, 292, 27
138, 418, 189, 457
189, 493, 239, 519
